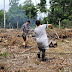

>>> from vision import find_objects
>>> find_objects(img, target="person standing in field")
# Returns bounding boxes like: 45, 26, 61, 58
21, 21, 30, 48
34, 20, 53, 61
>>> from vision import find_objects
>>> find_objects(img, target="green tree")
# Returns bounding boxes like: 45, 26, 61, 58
9, 0, 19, 6
0, 10, 4, 28
48, 0, 72, 27
6, 1, 27, 28
38, 0, 47, 12
61, 19, 72, 28
22, 0, 38, 19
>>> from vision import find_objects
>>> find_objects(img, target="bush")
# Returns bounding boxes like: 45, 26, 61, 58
68, 15, 72, 20
61, 19, 72, 28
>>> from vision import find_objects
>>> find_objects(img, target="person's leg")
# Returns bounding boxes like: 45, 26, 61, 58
25, 36, 27, 48
37, 47, 41, 58
42, 49, 45, 61
25, 35, 28, 46
22, 33, 27, 47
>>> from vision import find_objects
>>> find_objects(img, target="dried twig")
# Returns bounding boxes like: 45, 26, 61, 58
21, 45, 37, 54
54, 30, 60, 39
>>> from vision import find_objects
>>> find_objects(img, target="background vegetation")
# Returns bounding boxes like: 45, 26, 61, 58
0, 0, 72, 28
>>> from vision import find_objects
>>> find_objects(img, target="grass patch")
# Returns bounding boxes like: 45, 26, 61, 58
0, 52, 10, 57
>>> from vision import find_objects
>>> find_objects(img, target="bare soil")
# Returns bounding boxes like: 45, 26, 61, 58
0, 29, 72, 72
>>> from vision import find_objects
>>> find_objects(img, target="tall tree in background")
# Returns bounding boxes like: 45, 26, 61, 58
0, 10, 4, 28
6, 0, 38, 28
22, 0, 38, 19
38, 0, 47, 12
22, 0, 38, 27
6, 0, 27, 28
9, 0, 19, 6
48, 0, 72, 27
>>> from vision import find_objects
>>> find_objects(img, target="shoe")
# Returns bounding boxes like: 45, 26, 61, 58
42, 58, 47, 62
42, 54, 46, 61
25, 46, 30, 48
37, 53, 40, 59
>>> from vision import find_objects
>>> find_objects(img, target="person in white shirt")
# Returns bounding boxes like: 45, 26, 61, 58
34, 20, 53, 61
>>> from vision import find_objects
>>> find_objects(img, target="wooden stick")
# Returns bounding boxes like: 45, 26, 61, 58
54, 30, 59, 39
21, 46, 36, 54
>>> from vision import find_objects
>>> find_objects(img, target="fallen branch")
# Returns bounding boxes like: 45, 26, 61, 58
54, 30, 60, 39
21, 45, 37, 54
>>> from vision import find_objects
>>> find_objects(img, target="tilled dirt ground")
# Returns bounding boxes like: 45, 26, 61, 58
0, 29, 72, 72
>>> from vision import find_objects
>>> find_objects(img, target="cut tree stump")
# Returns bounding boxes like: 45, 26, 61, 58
49, 40, 57, 48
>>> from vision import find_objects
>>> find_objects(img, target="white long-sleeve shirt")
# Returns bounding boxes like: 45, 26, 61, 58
34, 24, 49, 49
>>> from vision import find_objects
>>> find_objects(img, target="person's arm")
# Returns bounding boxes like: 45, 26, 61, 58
20, 24, 25, 33
26, 25, 31, 31
48, 24, 53, 29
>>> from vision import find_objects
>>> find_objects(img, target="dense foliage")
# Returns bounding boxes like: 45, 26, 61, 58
0, 10, 4, 28
0, 0, 37, 28
22, 0, 38, 19
40, 0, 72, 28
0, 0, 72, 28
38, 0, 47, 12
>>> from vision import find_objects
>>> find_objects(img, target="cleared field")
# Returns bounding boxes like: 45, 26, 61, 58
0, 29, 72, 72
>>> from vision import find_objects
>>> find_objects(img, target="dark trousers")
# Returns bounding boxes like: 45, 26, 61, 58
22, 33, 26, 41
38, 47, 45, 57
